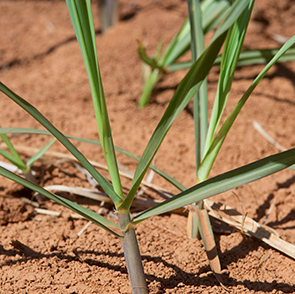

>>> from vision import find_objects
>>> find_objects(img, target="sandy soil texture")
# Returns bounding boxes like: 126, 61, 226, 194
1, 0, 295, 293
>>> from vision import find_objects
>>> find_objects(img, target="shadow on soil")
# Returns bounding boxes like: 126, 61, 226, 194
0, 30, 101, 71
1, 238, 294, 292
148, 62, 295, 109
254, 176, 295, 229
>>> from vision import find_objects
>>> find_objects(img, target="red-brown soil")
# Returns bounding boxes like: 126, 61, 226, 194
1, 0, 295, 293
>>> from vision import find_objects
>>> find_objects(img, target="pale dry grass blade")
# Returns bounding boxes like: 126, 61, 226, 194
0, 160, 24, 174
44, 185, 164, 213
44, 185, 110, 202
252, 121, 286, 151
271, 34, 289, 44
0, 143, 165, 192
34, 208, 61, 216
205, 199, 295, 259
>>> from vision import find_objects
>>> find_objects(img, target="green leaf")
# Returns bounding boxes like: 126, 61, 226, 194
159, 0, 232, 67
26, 138, 56, 169
0, 148, 26, 171
0, 165, 121, 238
187, 0, 208, 240
202, 0, 231, 33
0, 129, 26, 170
138, 0, 232, 108
235, 47, 295, 66
133, 147, 295, 222
199, 0, 254, 182
198, 35, 295, 181
187, 0, 208, 169
120, 0, 251, 211
138, 68, 161, 108
0, 127, 186, 192
168, 47, 295, 72
0, 82, 121, 205
66, 0, 123, 199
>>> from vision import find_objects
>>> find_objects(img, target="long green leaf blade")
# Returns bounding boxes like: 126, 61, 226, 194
0, 166, 121, 238
168, 47, 295, 72
187, 0, 208, 239
235, 47, 295, 66
121, 0, 251, 211
138, 0, 232, 108
0, 127, 187, 191
187, 0, 208, 170
133, 147, 295, 222
0, 148, 26, 170
198, 35, 295, 180
160, 0, 232, 67
204, 0, 254, 159
66, 0, 123, 199
0, 82, 121, 205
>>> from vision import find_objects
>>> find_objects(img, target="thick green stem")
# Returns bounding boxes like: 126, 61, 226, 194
118, 212, 148, 294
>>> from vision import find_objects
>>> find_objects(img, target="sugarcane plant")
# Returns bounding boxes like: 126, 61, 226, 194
138, 0, 295, 108
183, 0, 253, 279
1, 0, 295, 293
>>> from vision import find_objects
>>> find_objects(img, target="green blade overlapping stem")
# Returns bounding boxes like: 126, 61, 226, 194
134, 147, 295, 223
138, 0, 232, 108
203, 0, 254, 160
187, 0, 208, 169
168, 47, 295, 72
120, 0, 251, 211
198, 35, 295, 181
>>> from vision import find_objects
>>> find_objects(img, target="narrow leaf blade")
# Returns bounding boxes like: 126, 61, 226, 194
26, 138, 56, 168
198, 35, 295, 180
134, 147, 295, 222
121, 0, 251, 211
0, 82, 121, 205
0, 166, 121, 237
66, 0, 123, 198
0, 127, 187, 191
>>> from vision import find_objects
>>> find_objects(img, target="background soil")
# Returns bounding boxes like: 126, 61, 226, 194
1, 0, 295, 293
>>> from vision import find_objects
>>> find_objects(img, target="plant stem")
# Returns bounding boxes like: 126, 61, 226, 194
97, 0, 119, 32
118, 212, 148, 294
24, 170, 46, 203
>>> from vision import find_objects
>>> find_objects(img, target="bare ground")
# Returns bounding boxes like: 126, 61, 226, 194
1, 0, 295, 293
